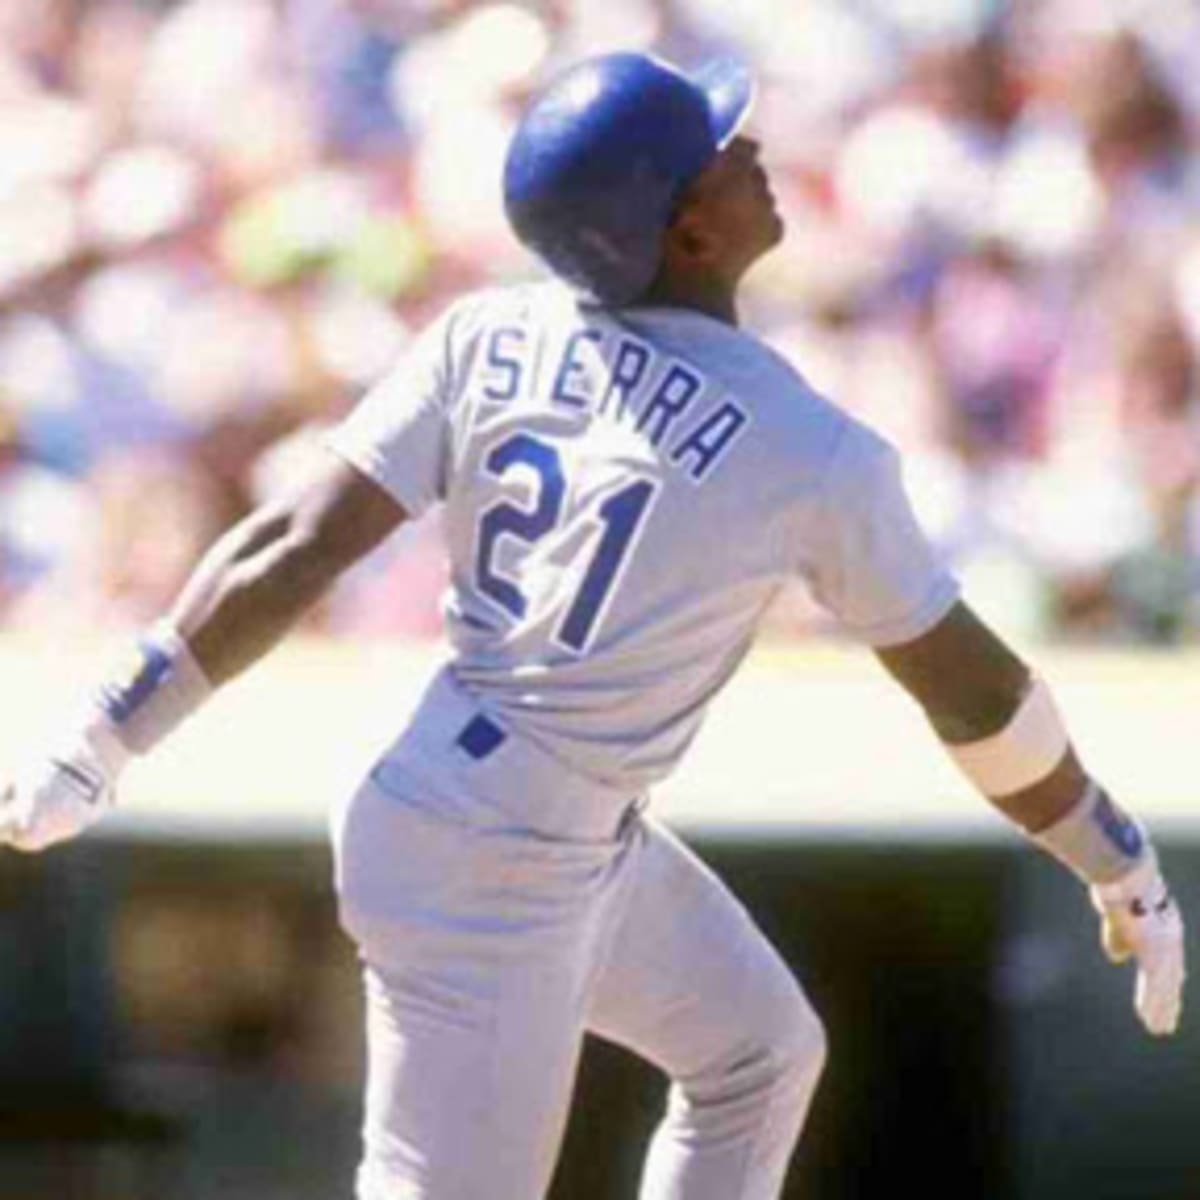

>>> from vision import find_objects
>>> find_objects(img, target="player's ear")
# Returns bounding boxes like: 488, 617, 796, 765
662, 206, 720, 268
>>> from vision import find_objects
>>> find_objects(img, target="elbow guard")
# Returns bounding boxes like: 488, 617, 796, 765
943, 675, 1068, 797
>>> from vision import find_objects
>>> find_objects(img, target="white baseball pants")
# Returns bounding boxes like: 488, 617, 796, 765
332, 679, 826, 1200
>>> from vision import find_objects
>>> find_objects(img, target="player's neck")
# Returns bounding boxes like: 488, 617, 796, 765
637, 273, 740, 327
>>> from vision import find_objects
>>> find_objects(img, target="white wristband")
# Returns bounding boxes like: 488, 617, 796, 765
1032, 781, 1149, 886
93, 624, 213, 758
945, 675, 1069, 797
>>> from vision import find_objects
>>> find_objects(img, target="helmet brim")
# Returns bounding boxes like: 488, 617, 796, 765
690, 57, 755, 149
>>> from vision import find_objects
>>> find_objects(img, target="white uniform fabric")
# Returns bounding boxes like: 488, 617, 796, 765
329, 282, 957, 792
325, 281, 956, 1199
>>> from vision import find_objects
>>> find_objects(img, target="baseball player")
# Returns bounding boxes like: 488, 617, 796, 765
1, 53, 1186, 1200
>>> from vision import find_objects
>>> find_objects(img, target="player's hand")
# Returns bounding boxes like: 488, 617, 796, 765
0, 741, 117, 853
1090, 853, 1186, 1037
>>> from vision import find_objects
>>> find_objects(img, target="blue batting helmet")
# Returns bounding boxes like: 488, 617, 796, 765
503, 52, 755, 308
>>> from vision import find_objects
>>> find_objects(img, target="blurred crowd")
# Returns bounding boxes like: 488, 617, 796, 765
2, 0, 1199, 642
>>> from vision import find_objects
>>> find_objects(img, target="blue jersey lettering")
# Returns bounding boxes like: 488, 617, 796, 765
482, 327, 527, 402
552, 328, 603, 410
598, 337, 652, 419
636, 363, 703, 446
670, 401, 750, 481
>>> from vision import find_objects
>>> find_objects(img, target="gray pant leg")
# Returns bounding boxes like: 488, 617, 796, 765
587, 818, 827, 1200
338, 774, 632, 1200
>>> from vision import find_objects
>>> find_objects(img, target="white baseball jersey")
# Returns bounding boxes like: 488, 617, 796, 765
327, 281, 957, 793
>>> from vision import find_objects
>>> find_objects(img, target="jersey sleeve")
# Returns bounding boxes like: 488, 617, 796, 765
803, 422, 959, 647
323, 304, 459, 519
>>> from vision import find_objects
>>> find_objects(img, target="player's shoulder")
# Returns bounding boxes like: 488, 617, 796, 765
419, 281, 562, 359
660, 314, 870, 469
817, 405, 905, 509
717, 334, 901, 493
627, 307, 837, 419
436, 281, 559, 331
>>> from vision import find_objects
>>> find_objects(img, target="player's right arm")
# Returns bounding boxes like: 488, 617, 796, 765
875, 601, 1186, 1037
803, 419, 1184, 1037
874, 601, 1086, 834
0, 453, 407, 853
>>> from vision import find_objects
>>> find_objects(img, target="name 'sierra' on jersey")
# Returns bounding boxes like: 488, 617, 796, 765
475, 318, 752, 483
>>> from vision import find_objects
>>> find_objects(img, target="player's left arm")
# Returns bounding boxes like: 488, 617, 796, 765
0, 452, 407, 852
170, 452, 406, 686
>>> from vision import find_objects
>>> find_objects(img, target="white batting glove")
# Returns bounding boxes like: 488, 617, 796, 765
0, 720, 126, 853
1090, 853, 1186, 1037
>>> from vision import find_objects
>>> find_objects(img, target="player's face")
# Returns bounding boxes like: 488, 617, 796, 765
676, 135, 785, 277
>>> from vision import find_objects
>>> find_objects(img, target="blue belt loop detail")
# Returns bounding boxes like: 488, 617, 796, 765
457, 714, 507, 760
